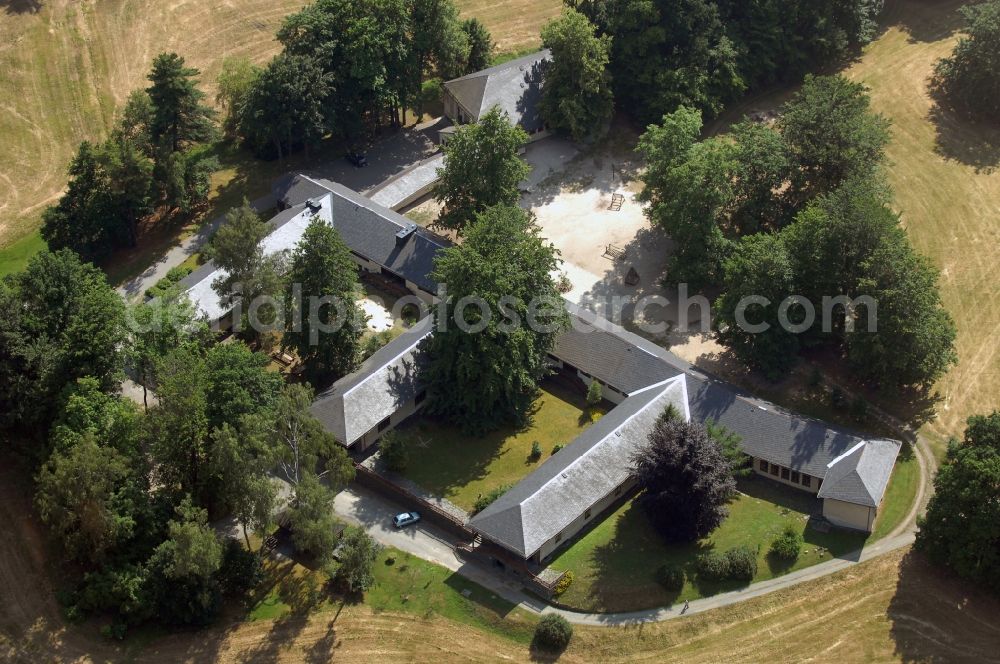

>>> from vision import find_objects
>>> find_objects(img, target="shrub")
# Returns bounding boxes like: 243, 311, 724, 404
695, 551, 729, 581
529, 441, 542, 461
379, 431, 409, 472
534, 613, 573, 651
697, 546, 758, 582
551, 443, 564, 455
655, 564, 685, 592
724, 545, 758, 582
144, 264, 193, 299
473, 484, 513, 514
360, 330, 394, 361
769, 525, 803, 562
400, 303, 421, 326
553, 570, 574, 596
586, 380, 603, 407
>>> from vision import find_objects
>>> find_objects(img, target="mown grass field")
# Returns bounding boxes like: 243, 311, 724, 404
0, 0, 557, 259
845, 0, 1000, 446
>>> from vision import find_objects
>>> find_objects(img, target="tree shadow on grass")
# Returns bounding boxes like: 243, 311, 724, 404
888, 549, 1000, 663
928, 97, 1000, 173
880, 0, 966, 44
1, 0, 42, 14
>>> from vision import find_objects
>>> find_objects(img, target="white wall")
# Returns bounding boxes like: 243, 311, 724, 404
823, 498, 876, 532
534, 478, 636, 562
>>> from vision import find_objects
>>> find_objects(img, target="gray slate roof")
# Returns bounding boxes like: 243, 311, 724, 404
555, 304, 679, 394
443, 50, 550, 132
310, 317, 433, 446
469, 376, 689, 558
817, 439, 902, 507
284, 175, 450, 293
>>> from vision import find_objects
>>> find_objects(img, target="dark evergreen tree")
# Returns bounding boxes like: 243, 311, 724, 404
631, 410, 736, 542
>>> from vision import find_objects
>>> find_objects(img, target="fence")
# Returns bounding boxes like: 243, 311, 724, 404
352, 463, 475, 541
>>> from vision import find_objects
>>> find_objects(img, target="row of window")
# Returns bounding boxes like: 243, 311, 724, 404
376, 391, 428, 434
552, 484, 626, 546
758, 459, 812, 488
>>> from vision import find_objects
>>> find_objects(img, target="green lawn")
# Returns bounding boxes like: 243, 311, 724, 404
548, 477, 869, 613
870, 442, 921, 541
396, 381, 604, 511
0, 231, 46, 278
247, 546, 535, 644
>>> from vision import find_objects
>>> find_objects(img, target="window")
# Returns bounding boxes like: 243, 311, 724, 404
614, 485, 622, 497
414, 390, 426, 405
770, 463, 779, 476
781, 467, 790, 480
377, 416, 391, 432
791, 471, 800, 484
584, 508, 592, 520
801, 474, 811, 488
554, 532, 562, 543
759, 459, 768, 472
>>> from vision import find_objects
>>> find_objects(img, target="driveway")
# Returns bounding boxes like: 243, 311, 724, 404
118, 117, 445, 300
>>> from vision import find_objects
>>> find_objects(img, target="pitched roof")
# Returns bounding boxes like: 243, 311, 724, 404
286, 176, 450, 293
817, 438, 902, 507
555, 303, 679, 394
469, 376, 689, 558
310, 317, 433, 446
443, 50, 550, 132
178, 201, 331, 321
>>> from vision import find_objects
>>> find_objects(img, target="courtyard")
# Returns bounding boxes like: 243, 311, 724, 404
392, 379, 605, 512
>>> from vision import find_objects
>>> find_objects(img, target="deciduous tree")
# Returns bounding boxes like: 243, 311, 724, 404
540, 8, 613, 141
283, 217, 366, 384
917, 411, 1000, 594
433, 107, 530, 232
423, 205, 566, 432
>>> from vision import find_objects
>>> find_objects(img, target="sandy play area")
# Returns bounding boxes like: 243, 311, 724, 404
526, 144, 725, 364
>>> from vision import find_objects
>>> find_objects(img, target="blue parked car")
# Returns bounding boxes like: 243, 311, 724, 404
392, 511, 421, 528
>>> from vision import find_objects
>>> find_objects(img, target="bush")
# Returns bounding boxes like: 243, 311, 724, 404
219, 539, 264, 597
473, 483, 513, 514
553, 570, 574, 596
379, 431, 409, 472
696, 546, 758, 582
724, 545, 758, 582
533, 613, 573, 651
360, 330, 394, 361
529, 441, 542, 461
695, 551, 729, 581
655, 564, 685, 592
769, 525, 803, 562
144, 264, 193, 299
586, 380, 603, 407
400, 303, 421, 326
551, 443, 564, 455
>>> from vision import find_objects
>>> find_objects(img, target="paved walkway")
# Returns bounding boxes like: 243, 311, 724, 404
333, 482, 921, 627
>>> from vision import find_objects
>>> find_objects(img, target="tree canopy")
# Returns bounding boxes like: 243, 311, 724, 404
932, 0, 1000, 120
540, 8, 614, 141
0, 250, 126, 438
917, 411, 1000, 595
433, 107, 531, 232
574, 0, 881, 124
283, 217, 366, 384
631, 409, 736, 542
422, 205, 566, 432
